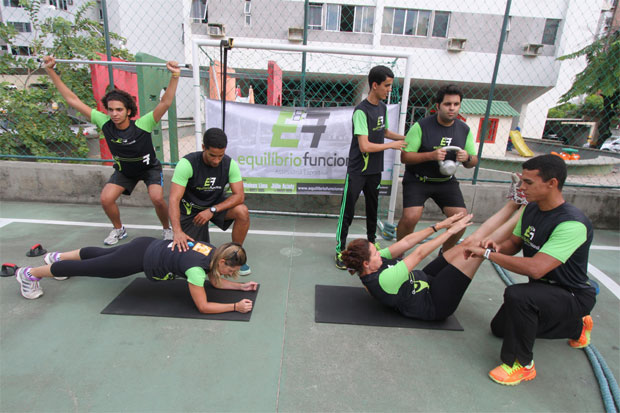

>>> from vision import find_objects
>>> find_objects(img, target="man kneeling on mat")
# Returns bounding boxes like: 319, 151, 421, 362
340, 200, 523, 322
14, 238, 257, 314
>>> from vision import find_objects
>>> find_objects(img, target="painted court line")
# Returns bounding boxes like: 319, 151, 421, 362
4, 217, 620, 297
588, 264, 620, 300
0, 218, 365, 239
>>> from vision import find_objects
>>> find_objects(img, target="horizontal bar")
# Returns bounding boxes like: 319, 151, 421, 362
193, 38, 413, 59
0, 154, 177, 166
36, 58, 190, 68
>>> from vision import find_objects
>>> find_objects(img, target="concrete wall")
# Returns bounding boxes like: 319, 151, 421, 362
1, 161, 617, 229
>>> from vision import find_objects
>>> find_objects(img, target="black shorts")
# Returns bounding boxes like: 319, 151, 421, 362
108, 167, 163, 196
402, 173, 466, 209
180, 196, 234, 243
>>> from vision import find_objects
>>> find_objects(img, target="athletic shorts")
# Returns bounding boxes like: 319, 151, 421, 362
179, 195, 234, 243
402, 173, 466, 209
108, 167, 163, 196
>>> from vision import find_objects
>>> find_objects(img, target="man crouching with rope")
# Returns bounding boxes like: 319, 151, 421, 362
465, 154, 596, 386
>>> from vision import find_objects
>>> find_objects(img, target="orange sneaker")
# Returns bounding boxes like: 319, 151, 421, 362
489, 361, 536, 386
568, 315, 593, 348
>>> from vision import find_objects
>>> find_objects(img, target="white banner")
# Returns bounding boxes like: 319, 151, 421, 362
205, 98, 399, 195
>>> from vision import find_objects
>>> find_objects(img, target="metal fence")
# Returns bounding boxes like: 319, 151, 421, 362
0, 0, 618, 188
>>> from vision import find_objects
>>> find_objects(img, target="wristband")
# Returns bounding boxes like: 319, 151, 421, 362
431, 225, 438, 233
483, 248, 495, 260
171, 73, 180, 78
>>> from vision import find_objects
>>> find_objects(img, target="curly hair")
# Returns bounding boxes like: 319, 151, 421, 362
340, 239, 371, 275
101, 89, 138, 118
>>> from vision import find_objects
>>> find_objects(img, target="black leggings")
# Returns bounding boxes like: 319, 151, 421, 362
50, 237, 156, 279
422, 255, 472, 320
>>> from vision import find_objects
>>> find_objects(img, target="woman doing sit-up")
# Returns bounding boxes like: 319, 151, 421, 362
14, 237, 256, 314
340, 201, 523, 321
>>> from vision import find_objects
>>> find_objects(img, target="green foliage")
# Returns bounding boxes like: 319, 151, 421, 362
559, 31, 620, 101
0, 0, 134, 158
547, 102, 578, 119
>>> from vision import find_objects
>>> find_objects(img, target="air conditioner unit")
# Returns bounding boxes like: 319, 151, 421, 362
208, 23, 225, 37
447, 38, 466, 52
288, 27, 304, 42
523, 43, 543, 57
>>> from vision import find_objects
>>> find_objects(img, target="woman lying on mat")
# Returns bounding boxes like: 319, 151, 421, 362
14, 237, 257, 314
340, 201, 523, 321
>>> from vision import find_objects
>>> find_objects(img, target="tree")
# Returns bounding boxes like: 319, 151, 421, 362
558, 29, 620, 147
0, 0, 133, 158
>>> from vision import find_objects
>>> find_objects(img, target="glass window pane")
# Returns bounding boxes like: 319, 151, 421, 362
405, 10, 416, 36
354, 6, 363, 32
309, 4, 322, 29
542, 18, 560, 45
432, 11, 449, 37
326, 5, 339, 31
393, 9, 406, 35
363, 7, 374, 33
417, 10, 430, 36
382, 8, 394, 34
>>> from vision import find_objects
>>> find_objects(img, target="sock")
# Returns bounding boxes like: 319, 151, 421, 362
25, 268, 41, 281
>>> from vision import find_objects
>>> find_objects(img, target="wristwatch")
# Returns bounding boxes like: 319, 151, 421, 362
210, 206, 217, 214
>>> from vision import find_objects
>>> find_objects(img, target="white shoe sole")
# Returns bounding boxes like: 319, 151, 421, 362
16, 271, 43, 300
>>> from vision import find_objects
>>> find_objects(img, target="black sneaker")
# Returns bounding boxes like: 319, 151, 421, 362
334, 253, 346, 270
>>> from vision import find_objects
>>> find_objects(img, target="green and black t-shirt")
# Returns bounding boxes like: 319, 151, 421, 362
360, 248, 435, 320
171, 151, 242, 215
347, 99, 388, 175
143, 240, 215, 287
403, 114, 476, 180
91, 110, 160, 177
513, 202, 594, 290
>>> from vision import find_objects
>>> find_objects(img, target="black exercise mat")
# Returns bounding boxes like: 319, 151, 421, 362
101, 278, 259, 321
315, 285, 463, 331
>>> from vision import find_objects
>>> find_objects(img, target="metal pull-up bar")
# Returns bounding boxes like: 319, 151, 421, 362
35, 58, 190, 69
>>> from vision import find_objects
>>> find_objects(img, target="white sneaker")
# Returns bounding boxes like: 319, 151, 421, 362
507, 173, 528, 205
44, 252, 68, 281
104, 227, 127, 245
16, 266, 43, 299
162, 228, 173, 241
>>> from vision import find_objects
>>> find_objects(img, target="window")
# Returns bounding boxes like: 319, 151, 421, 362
432, 11, 450, 38
8, 22, 32, 32
191, 0, 208, 23
383, 8, 432, 36
326, 5, 373, 33
353, 5, 373, 33
11, 46, 33, 56
244, 0, 251, 14
477, 118, 499, 143
3, 0, 22, 7
245, 13, 251, 26
308, 3, 323, 30
542, 18, 560, 45
326, 4, 339, 31
49, 0, 66, 8
503, 16, 512, 42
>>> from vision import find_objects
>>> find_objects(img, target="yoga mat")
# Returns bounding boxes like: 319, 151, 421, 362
101, 278, 258, 321
315, 285, 463, 331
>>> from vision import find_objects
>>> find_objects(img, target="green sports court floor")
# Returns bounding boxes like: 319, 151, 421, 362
1, 200, 618, 412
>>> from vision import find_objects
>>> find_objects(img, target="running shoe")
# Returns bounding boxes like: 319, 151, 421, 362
568, 315, 593, 348
104, 226, 127, 245
239, 264, 252, 276
15, 266, 43, 300
489, 361, 536, 386
162, 228, 173, 241
334, 253, 346, 270
507, 173, 528, 205
44, 252, 68, 281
